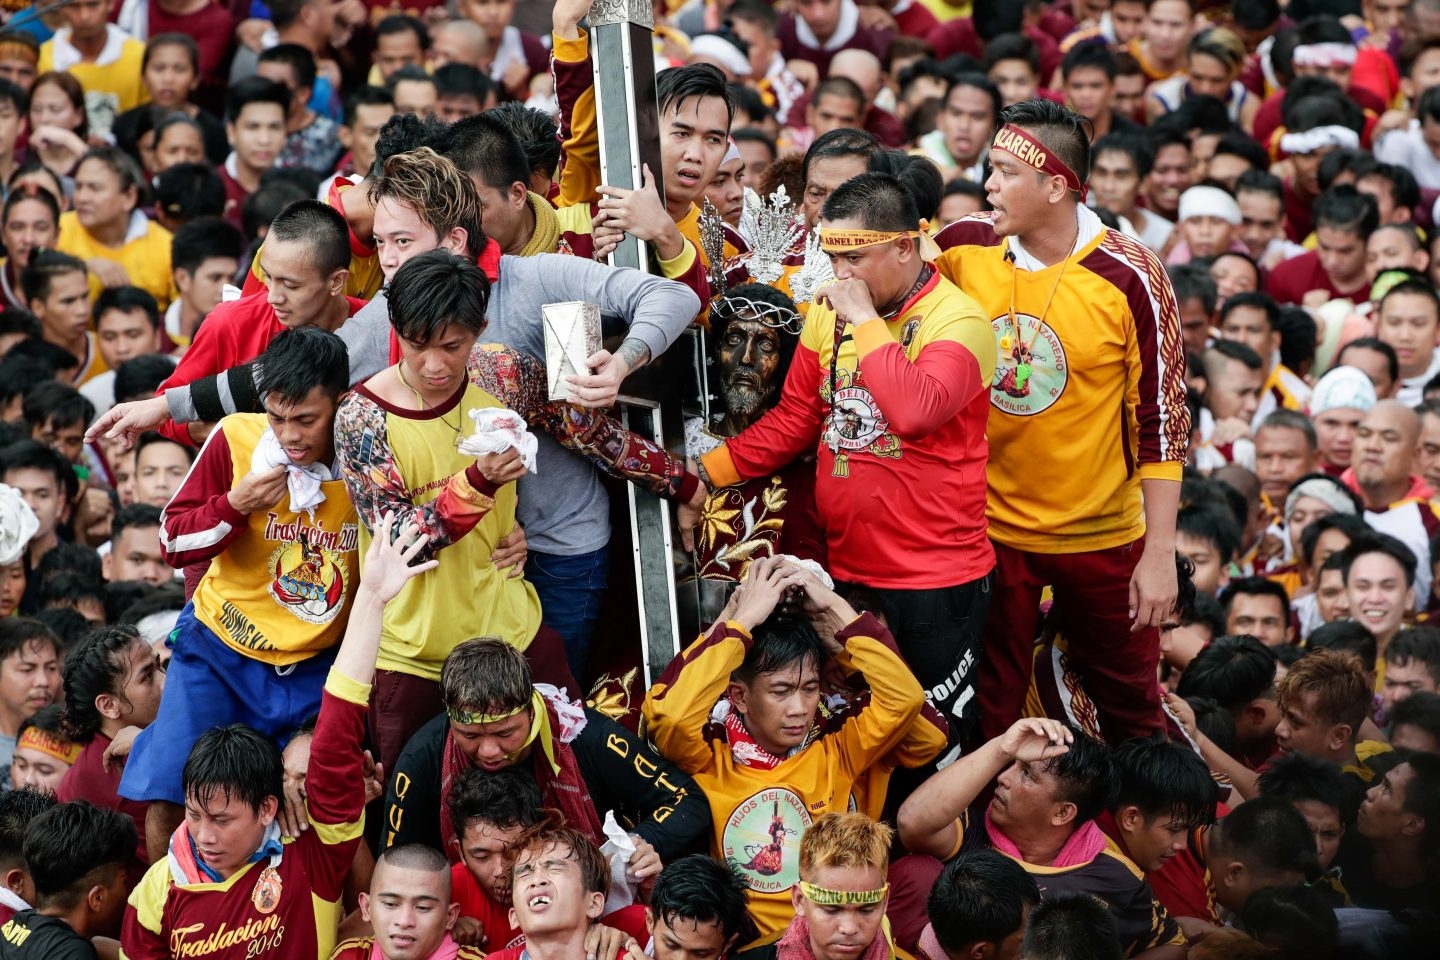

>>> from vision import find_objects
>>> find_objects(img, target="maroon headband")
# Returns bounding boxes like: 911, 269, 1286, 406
991, 124, 1086, 198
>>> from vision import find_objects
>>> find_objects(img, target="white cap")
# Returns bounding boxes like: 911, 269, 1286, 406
1309, 365, 1377, 415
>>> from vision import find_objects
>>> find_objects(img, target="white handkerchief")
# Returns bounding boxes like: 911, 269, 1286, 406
250, 427, 334, 516
457, 408, 539, 473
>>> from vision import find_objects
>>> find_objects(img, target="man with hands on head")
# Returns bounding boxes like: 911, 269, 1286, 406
644, 555, 931, 945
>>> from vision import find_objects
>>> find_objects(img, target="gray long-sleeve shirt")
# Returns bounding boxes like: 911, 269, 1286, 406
165, 251, 699, 554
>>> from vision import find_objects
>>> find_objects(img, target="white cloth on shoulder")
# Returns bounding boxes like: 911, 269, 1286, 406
250, 427, 334, 516
457, 408, 539, 474
0, 484, 38, 565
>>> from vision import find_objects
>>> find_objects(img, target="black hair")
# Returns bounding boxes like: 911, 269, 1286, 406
434, 63, 494, 106
1399, 752, 1440, 855
1232, 0, 1281, 29
1355, 159, 1422, 214
732, 619, 824, 685
1220, 575, 1290, 620
0, 357, 54, 410
114, 354, 177, 405
20, 248, 86, 305
1335, 336, 1400, 384
438, 112, 530, 192
1205, 337, 1266, 382
650, 856, 751, 941
1219, 289, 1281, 332
35, 543, 101, 585
1188, 695, 1237, 753
812, 76, 865, 113
1092, 130, 1155, 179
23, 800, 136, 909
257, 327, 349, 405
343, 84, 393, 128
1257, 408, 1317, 451
1379, 277, 1440, 325
39, 571, 105, 614
731, 126, 777, 166
821, 172, 919, 233
241, 178, 310, 242
928, 849, 1041, 951
1062, 42, 1118, 81
1313, 184, 1379, 237
1186, 590, 1228, 639
171, 216, 243, 275
485, 101, 562, 183
1340, 532, 1418, 588
94, 285, 159, 332
801, 127, 881, 191
0, 76, 26, 116
1168, 262, 1218, 315
998, 98, 1091, 190
1235, 168, 1284, 204
60, 624, 147, 743
0, 788, 56, 869
386, 64, 438, 100
182, 723, 283, 814
0, 305, 39, 343
266, 0, 306, 31
376, 13, 430, 52
1112, 735, 1217, 827
1211, 130, 1270, 175
727, 82, 772, 127
1177, 501, 1242, 565
943, 71, 1002, 126
1389, 690, 1440, 745
1209, 795, 1320, 883
984, 33, 1039, 74
1386, 626, 1440, 679
111, 502, 162, 545
1177, 635, 1278, 713
266, 200, 351, 277
22, 380, 94, 433
867, 151, 944, 222
371, 111, 449, 178
448, 766, 543, 840
1043, 727, 1118, 825
1307, 620, 1377, 672
142, 32, 199, 72
387, 249, 491, 343
154, 162, 227, 223
657, 63, 736, 128
258, 42, 317, 95
1020, 894, 1121, 960
135, 430, 196, 468
1257, 751, 1360, 826
225, 75, 290, 125
1298, 512, 1370, 568
1316, 148, 1368, 193
116, 582, 185, 627
77, 145, 146, 205
1276, 307, 1317, 378
1240, 884, 1339, 957
0, 438, 77, 502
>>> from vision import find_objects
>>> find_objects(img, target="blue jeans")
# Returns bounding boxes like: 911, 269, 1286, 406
527, 546, 609, 677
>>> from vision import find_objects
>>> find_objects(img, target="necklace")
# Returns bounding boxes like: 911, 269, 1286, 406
395, 361, 461, 432
1003, 216, 1081, 395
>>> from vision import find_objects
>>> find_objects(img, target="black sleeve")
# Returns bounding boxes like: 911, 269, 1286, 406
381, 714, 448, 854
188, 362, 263, 422
571, 709, 712, 862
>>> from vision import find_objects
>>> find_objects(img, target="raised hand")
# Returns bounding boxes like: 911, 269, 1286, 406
361, 512, 439, 604
997, 718, 1073, 764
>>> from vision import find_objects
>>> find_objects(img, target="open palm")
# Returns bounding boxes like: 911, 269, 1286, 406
362, 512, 439, 603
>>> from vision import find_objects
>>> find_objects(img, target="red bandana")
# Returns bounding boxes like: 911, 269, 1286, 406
991, 124, 1087, 200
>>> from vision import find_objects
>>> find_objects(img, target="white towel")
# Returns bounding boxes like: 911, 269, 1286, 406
250, 428, 334, 516
456, 408, 539, 474
0, 484, 38, 565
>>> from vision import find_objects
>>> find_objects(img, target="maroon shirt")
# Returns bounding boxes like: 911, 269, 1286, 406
216, 162, 250, 233
56, 734, 150, 887
776, 13, 891, 77
1265, 249, 1367, 305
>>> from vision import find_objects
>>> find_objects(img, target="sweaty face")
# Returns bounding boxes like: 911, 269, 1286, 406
1275, 691, 1341, 758
461, 819, 526, 904
793, 865, 888, 960
34, 269, 91, 345
1418, 411, 1440, 490
731, 658, 820, 756
1346, 552, 1413, 641
661, 95, 731, 210
35, 415, 85, 465
824, 216, 918, 311
1367, 228, 1425, 284
649, 911, 731, 960
397, 322, 477, 405
1210, 255, 1257, 307
509, 841, 603, 937
364, 862, 458, 960
178, 256, 240, 320
1253, 425, 1316, 502
450, 708, 533, 772
1227, 592, 1289, 648
259, 238, 341, 329
3, 468, 66, 542
372, 196, 450, 282
719, 316, 783, 418
185, 789, 276, 879
264, 385, 339, 469
113, 636, 165, 728
991, 757, 1068, 834
1121, 809, 1191, 872
1357, 763, 1416, 841
1293, 798, 1344, 869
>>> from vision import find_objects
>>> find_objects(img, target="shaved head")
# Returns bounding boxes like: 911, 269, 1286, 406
830, 49, 883, 101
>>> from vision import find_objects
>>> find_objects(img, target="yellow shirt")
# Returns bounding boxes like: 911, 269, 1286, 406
57, 211, 176, 309
38, 29, 148, 115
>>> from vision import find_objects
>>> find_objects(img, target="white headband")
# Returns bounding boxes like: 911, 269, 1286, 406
1178, 185, 1242, 226
689, 34, 751, 78
1292, 42, 1357, 68
1279, 125, 1361, 156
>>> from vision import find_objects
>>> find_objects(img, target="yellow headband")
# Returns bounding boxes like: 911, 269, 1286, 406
818, 222, 940, 262
17, 728, 81, 766
799, 881, 890, 906
449, 689, 561, 775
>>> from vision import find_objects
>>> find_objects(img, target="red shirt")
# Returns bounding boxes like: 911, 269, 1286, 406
154, 292, 366, 444
1265, 249, 1367, 306
483, 906, 651, 960
55, 734, 149, 887
451, 864, 522, 951
146, 0, 235, 85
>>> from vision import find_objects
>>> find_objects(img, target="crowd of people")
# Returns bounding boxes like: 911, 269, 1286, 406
0, 0, 1436, 958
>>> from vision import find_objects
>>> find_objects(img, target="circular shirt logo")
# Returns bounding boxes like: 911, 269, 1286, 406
723, 788, 813, 893
828, 386, 889, 451
989, 313, 1068, 416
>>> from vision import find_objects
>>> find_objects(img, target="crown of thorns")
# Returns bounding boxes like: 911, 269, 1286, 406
711, 293, 803, 336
